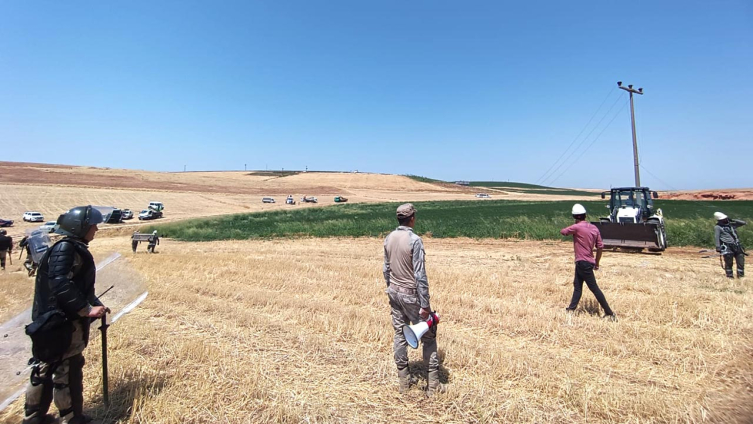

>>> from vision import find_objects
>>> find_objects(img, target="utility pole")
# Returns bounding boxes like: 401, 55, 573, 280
617, 81, 643, 187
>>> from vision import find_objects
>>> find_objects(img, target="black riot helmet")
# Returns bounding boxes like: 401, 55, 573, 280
0, 229, 6, 235
55, 205, 105, 238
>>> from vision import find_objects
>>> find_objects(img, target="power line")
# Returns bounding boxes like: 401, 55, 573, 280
541, 94, 624, 186
547, 99, 628, 186
535, 87, 617, 185
640, 164, 678, 191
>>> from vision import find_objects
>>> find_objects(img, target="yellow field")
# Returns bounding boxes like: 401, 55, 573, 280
1, 235, 751, 423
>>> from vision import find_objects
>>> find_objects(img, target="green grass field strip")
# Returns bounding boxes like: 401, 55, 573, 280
147, 200, 753, 248
469, 181, 554, 189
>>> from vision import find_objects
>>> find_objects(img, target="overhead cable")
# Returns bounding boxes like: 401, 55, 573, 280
547, 100, 628, 186
535, 87, 617, 185
543, 95, 625, 186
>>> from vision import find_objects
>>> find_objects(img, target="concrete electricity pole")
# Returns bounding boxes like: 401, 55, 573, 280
617, 81, 643, 187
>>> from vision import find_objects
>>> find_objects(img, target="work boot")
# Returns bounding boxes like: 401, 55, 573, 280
397, 367, 412, 393
61, 414, 94, 424
426, 370, 446, 398
22, 413, 56, 424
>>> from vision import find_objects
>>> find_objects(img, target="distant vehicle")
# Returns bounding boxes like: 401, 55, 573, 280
38, 221, 57, 233
285, 195, 296, 205
106, 208, 123, 223
0, 218, 13, 227
23, 212, 44, 222
262, 197, 276, 203
592, 186, 667, 252
301, 196, 318, 203
147, 201, 165, 219
122, 209, 134, 220
334, 196, 348, 203
138, 209, 161, 220
475, 193, 491, 198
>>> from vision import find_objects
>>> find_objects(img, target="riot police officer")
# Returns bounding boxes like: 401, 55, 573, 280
23, 206, 108, 424
0, 229, 12, 270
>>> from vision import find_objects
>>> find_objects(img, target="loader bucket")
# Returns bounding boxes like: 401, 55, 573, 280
592, 221, 665, 251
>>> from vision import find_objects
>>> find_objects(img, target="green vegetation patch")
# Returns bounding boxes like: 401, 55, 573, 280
404, 175, 446, 184
470, 181, 600, 197
501, 188, 601, 197
470, 181, 553, 189
246, 171, 301, 178
148, 200, 753, 248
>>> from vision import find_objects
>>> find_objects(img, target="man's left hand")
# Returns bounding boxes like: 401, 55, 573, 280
419, 308, 430, 320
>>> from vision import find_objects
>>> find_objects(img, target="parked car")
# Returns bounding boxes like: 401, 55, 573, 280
23, 212, 44, 222
475, 193, 492, 199
301, 196, 318, 203
138, 209, 162, 220
122, 209, 134, 220
38, 221, 57, 233
285, 195, 296, 205
0, 218, 13, 227
262, 197, 276, 203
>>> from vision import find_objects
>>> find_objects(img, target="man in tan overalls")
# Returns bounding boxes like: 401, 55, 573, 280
383, 203, 444, 396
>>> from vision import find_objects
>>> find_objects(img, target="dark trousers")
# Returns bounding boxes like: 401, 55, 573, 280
567, 261, 614, 316
723, 248, 745, 278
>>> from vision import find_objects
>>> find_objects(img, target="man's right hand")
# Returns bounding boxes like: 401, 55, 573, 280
87, 306, 107, 318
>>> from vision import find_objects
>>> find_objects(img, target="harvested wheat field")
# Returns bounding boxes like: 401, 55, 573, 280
1, 235, 752, 423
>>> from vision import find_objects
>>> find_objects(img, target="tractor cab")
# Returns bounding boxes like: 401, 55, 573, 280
602, 187, 659, 224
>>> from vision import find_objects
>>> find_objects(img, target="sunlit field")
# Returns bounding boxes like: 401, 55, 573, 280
2, 236, 751, 423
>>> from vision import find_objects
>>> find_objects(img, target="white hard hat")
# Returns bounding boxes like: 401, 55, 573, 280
572, 204, 587, 215
714, 212, 727, 221
153, 230, 157, 235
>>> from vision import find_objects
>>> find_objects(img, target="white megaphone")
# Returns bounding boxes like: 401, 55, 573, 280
403, 312, 440, 349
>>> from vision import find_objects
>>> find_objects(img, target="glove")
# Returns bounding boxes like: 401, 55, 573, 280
716, 247, 722, 253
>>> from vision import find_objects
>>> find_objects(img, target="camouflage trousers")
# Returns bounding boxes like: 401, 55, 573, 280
387, 287, 438, 372
24, 320, 88, 424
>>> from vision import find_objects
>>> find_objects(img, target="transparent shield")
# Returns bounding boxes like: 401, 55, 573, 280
0, 252, 148, 412
92, 206, 115, 225
25, 229, 51, 264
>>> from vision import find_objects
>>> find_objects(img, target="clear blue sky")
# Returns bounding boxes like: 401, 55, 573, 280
2, 1, 751, 189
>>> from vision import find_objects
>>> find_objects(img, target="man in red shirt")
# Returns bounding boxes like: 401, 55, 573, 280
560, 204, 617, 321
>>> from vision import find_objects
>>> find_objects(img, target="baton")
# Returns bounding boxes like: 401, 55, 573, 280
99, 312, 110, 406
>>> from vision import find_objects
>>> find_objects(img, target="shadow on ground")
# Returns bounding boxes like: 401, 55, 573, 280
85, 371, 166, 424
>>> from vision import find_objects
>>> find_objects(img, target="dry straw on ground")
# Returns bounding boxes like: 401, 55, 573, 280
1, 236, 751, 423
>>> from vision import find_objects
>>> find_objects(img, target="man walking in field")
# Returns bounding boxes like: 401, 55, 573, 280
0, 229, 12, 270
714, 212, 746, 278
383, 203, 445, 396
147, 230, 160, 253
560, 204, 617, 321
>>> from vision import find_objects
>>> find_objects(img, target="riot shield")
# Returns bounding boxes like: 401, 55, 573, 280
0, 252, 148, 412
26, 229, 51, 264
92, 206, 115, 225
